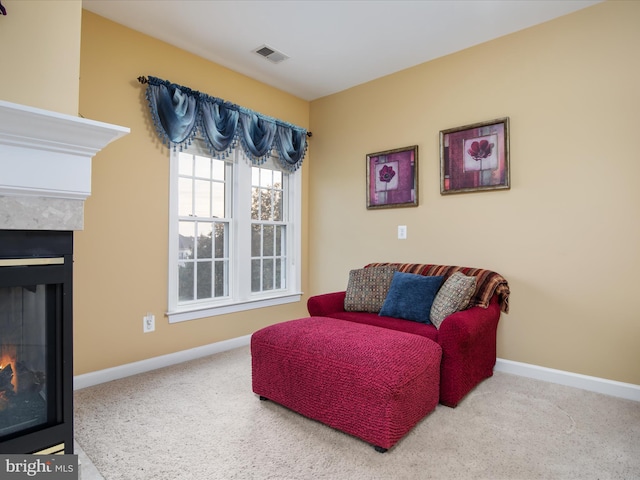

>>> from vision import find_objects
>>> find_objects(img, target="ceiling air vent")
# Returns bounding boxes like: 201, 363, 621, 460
253, 44, 289, 64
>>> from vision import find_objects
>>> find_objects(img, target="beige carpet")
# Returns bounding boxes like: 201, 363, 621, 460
74, 346, 640, 480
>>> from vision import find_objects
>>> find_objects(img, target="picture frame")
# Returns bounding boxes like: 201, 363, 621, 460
440, 117, 510, 194
366, 145, 418, 209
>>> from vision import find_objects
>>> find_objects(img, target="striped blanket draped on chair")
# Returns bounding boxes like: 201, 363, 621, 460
366, 263, 510, 313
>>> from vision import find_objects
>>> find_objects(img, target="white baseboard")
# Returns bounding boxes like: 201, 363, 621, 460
495, 358, 640, 402
74, 338, 640, 403
73, 334, 252, 390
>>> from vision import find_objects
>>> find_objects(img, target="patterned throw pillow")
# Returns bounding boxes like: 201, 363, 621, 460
344, 266, 397, 312
430, 272, 477, 329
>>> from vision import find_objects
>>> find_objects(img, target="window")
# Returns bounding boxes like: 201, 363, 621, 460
167, 139, 301, 323
251, 165, 286, 293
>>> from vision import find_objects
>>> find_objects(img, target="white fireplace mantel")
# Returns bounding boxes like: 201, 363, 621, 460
0, 100, 130, 231
0, 100, 130, 200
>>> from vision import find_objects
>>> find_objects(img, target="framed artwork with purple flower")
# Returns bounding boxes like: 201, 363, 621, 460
366, 145, 418, 209
440, 117, 510, 194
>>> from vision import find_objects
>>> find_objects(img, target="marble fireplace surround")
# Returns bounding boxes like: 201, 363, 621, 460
0, 100, 129, 231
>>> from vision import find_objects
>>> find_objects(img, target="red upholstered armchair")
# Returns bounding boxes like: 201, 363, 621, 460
307, 263, 510, 407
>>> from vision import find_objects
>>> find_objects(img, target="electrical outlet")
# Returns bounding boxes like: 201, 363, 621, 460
398, 225, 407, 239
143, 313, 155, 333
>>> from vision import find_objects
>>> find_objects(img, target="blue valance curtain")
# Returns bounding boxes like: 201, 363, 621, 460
143, 76, 308, 172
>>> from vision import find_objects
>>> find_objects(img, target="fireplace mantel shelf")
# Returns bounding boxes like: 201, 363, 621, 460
0, 100, 130, 200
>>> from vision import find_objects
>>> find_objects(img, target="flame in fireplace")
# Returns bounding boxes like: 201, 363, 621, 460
0, 344, 18, 392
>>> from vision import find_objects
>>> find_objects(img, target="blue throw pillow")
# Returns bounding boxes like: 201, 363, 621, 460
379, 272, 445, 324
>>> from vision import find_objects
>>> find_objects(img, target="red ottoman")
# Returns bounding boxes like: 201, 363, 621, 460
251, 316, 442, 452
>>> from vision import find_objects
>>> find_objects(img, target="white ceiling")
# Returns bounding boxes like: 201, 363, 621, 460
82, 0, 602, 101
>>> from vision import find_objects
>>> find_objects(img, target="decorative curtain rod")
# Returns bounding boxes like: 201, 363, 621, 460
137, 76, 311, 138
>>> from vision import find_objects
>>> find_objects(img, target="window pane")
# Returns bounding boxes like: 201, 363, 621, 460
214, 223, 226, 259
214, 260, 227, 297
251, 167, 260, 186
251, 259, 261, 292
251, 187, 260, 220
194, 180, 211, 217
194, 155, 211, 178
273, 170, 282, 187
212, 182, 225, 218
196, 261, 212, 300
212, 159, 225, 181
178, 262, 194, 301
275, 226, 283, 256
197, 223, 213, 259
179, 222, 195, 260
263, 225, 274, 256
260, 169, 272, 187
260, 189, 271, 221
263, 259, 274, 290
275, 258, 282, 289
251, 224, 261, 257
178, 178, 193, 217
273, 189, 282, 221
178, 153, 193, 176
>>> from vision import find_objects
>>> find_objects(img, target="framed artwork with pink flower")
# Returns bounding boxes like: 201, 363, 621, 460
440, 117, 510, 194
366, 145, 418, 209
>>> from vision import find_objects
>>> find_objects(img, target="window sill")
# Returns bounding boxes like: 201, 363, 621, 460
167, 292, 302, 324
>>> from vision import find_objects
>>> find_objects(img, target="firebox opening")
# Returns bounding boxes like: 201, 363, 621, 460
0, 284, 51, 438
0, 230, 73, 454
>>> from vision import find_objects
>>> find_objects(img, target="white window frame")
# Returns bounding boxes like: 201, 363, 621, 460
167, 141, 302, 323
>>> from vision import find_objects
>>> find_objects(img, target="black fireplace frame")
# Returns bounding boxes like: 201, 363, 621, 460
0, 230, 73, 454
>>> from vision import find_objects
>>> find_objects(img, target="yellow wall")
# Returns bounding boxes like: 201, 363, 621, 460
0, 0, 81, 115
309, 0, 640, 385
75, 11, 310, 374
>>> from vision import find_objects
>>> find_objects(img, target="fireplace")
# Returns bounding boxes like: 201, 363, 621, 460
0, 230, 73, 453
0, 100, 129, 454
